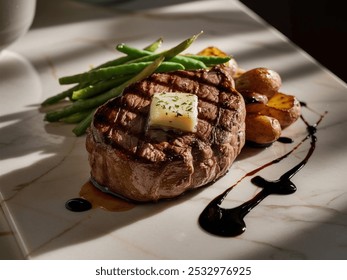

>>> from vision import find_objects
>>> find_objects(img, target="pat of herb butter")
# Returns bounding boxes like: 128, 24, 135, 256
148, 92, 198, 132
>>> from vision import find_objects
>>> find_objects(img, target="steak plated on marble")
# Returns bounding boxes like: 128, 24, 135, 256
86, 65, 246, 202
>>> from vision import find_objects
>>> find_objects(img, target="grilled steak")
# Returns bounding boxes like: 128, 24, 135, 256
86, 65, 246, 202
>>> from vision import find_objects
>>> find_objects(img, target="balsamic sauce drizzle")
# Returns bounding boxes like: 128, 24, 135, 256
199, 104, 327, 237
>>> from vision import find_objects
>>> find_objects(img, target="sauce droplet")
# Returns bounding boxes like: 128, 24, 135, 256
65, 198, 92, 212
277, 136, 293, 144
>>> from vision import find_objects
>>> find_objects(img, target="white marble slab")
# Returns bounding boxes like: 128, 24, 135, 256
1, 0, 347, 259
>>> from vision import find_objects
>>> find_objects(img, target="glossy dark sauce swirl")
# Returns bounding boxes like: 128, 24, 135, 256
199, 103, 327, 237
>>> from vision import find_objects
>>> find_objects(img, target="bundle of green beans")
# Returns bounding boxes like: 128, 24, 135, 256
42, 32, 231, 136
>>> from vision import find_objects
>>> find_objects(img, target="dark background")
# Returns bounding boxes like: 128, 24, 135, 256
240, 0, 347, 83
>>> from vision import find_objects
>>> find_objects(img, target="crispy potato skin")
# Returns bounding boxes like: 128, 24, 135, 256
235, 68, 282, 100
265, 92, 301, 128
245, 114, 281, 145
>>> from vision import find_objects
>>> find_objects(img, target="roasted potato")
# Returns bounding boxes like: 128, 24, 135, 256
245, 102, 267, 114
246, 92, 301, 128
235, 67, 282, 99
197, 46, 242, 78
198, 46, 229, 57
240, 90, 268, 104
245, 114, 282, 145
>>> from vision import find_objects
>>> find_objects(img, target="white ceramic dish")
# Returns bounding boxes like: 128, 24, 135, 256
1, 0, 347, 259
0, 0, 36, 51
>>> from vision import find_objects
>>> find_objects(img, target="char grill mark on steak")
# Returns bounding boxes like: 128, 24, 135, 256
91, 66, 242, 164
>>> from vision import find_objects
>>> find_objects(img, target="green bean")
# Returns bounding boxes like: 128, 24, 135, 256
59, 61, 184, 85
117, 43, 206, 70
41, 84, 81, 106
58, 63, 146, 85
160, 31, 203, 59
155, 62, 184, 72
126, 31, 203, 64
92, 37, 163, 68
61, 110, 93, 124
45, 99, 90, 122
45, 56, 165, 122
116, 43, 152, 57
184, 54, 231, 66
72, 109, 95, 136
170, 56, 206, 70
71, 75, 132, 100
143, 37, 163, 52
